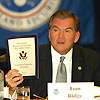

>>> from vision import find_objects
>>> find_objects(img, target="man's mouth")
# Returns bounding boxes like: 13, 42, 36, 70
57, 41, 64, 44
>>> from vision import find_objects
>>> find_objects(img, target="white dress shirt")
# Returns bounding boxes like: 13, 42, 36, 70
51, 46, 73, 83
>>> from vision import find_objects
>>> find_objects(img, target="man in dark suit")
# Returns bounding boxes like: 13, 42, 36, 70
5, 10, 100, 99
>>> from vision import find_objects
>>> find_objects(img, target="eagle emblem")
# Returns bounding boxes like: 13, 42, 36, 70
19, 51, 27, 60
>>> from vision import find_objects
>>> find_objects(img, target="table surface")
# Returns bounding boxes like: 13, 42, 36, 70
32, 97, 100, 100
32, 98, 100, 100
94, 97, 100, 100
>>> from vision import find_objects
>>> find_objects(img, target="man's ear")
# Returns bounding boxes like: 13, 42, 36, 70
49, 31, 51, 41
74, 31, 80, 43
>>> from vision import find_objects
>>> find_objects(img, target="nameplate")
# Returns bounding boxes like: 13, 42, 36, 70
48, 82, 94, 100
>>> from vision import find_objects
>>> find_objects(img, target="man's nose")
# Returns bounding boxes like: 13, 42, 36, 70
58, 31, 64, 38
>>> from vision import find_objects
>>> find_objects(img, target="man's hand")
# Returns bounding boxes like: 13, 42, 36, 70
5, 69, 24, 95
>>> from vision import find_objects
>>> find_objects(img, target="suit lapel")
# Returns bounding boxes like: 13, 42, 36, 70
72, 44, 85, 82
40, 43, 52, 82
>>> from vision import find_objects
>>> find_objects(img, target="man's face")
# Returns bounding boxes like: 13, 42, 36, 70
49, 17, 80, 55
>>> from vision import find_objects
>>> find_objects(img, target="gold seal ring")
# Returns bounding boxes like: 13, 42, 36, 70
11, 79, 15, 83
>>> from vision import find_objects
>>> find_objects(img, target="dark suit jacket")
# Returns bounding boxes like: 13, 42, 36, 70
20, 43, 100, 99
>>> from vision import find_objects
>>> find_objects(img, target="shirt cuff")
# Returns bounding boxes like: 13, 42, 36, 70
8, 90, 17, 100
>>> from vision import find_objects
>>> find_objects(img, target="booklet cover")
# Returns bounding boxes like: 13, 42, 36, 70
7, 34, 39, 79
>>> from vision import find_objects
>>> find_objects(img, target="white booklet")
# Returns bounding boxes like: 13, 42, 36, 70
7, 34, 39, 79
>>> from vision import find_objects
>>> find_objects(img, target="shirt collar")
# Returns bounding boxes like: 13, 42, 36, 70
51, 46, 73, 62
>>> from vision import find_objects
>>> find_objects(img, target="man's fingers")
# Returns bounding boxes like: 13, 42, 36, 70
5, 69, 24, 88
11, 74, 23, 83
5, 72, 22, 83
5, 69, 19, 77
10, 76, 24, 87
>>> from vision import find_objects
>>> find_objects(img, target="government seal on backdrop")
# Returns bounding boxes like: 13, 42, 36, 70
0, 0, 61, 31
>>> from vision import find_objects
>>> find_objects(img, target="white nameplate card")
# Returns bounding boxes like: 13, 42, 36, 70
48, 82, 94, 100
7, 35, 39, 78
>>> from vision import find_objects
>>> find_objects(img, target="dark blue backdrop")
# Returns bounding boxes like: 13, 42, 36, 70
0, 0, 94, 48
